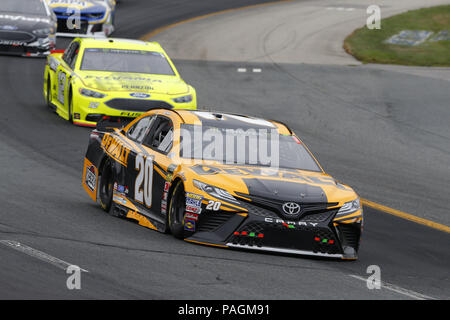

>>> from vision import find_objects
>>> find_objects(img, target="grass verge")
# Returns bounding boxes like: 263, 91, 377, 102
344, 5, 450, 66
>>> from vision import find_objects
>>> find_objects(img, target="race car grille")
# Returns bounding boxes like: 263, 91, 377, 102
231, 220, 341, 254
313, 229, 340, 254
0, 31, 34, 42
81, 12, 105, 20
239, 222, 265, 234
301, 209, 337, 222
230, 222, 265, 247
197, 211, 235, 232
235, 193, 337, 221
235, 200, 278, 218
56, 19, 89, 34
54, 10, 105, 21
105, 99, 173, 112
0, 45, 47, 56
337, 224, 360, 251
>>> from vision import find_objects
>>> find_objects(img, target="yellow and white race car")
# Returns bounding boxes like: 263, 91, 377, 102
43, 37, 197, 127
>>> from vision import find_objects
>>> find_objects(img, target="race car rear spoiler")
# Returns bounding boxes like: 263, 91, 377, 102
96, 116, 133, 132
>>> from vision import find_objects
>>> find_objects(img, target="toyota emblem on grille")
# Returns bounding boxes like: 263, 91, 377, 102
282, 202, 301, 215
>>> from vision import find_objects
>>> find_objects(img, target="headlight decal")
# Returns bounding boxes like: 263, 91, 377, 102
33, 28, 53, 37
193, 180, 239, 204
336, 198, 361, 216
79, 88, 107, 99
172, 94, 193, 103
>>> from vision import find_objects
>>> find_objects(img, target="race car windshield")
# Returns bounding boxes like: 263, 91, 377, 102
80, 48, 176, 75
179, 124, 322, 172
1, 0, 47, 15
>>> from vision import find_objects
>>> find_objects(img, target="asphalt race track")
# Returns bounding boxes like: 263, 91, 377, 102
0, 0, 449, 299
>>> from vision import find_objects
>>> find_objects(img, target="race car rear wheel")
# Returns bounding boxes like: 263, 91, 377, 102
168, 181, 192, 239
99, 159, 114, 212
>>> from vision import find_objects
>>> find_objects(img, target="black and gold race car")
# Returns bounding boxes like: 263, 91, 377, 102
82, 109, 363, 260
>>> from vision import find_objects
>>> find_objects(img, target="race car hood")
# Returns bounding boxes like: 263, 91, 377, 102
80, 72, 190, 95
0, 13, 53, 33
46, 0, 106, 13
185, 163, 358, 205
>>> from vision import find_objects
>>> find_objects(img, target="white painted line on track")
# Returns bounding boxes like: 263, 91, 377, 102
0, 240, 89, 273
349, 275, 436, 300
326, 7, 356, 12
237, 68, 262, 73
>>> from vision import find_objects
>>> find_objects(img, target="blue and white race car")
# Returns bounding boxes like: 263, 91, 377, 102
46, 0, 115, 37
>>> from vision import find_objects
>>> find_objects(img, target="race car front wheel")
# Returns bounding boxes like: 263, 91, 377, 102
46, 78, 54, 110
68, 88, 74, 123
168, 181, 193, 239
99, 159, 114, 212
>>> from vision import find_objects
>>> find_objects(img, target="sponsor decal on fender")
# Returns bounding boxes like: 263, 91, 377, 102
101, 134, 131, 166
113, 183, 128, 194
85, 165, 96, 192
113, 194, 127, 205
161, 200, 167, 214
164, 182, 170, 192
186, 192, 203, 207
82, 158, 98, 202
184, 219, 196, 231
186, 205, 201, 214
185, 212, 199, 221
120, 112, 141, 117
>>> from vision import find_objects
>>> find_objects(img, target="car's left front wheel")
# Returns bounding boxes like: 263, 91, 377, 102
46, 77, 54, 111
99, 159, 114, 212
68, 88, 74, 123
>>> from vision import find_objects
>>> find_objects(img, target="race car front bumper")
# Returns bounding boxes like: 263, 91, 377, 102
0, 35, 55, 57
72, 90, 197, 127
185, 200, 362, 260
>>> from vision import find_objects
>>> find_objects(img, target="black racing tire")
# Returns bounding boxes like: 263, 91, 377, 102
68, 87, 73, 123
46, 77, 53, 110
99, 159, 114, 213
168, 181, 192, 239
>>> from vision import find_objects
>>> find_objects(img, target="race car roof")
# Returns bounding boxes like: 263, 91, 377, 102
78, 38, 164, 52
175, 110, 292, 135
